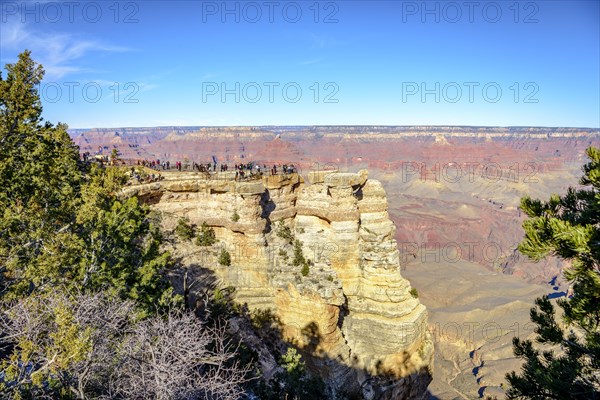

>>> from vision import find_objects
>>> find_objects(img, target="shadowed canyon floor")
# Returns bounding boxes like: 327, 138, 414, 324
402, 259, 549, 399
77, 126, 599, 399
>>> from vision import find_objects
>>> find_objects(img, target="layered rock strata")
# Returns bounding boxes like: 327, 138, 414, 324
124, 170, 433, 399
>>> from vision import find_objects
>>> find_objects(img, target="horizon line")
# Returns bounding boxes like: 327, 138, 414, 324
68, 125, 600, 131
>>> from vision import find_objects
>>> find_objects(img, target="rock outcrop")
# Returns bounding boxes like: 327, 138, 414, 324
125, 170, 433, 399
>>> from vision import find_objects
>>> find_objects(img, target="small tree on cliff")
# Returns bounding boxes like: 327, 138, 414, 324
219, 248, 232, 266
110, 148, 121, 165
175, 216, 196, 241
505, 147, 600, 399
197, 222, 216, 246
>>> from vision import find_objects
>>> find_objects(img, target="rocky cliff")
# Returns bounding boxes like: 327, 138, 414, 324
123, 170, 434, 399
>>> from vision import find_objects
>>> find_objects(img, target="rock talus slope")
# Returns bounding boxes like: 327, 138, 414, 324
126, 170, 433, 399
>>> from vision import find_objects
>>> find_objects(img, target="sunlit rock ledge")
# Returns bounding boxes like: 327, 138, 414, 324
122, 169, 434, 399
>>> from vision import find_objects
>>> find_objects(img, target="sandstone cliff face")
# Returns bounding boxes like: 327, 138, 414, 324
125, 170, 433, 399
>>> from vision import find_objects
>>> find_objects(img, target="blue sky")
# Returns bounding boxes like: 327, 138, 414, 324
1, 0, 599, 128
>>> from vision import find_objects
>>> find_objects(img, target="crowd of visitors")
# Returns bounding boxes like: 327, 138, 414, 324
81, 150, 299, 184
128, 167, 163, 185
137, 159, 168, 170
232, 163, 297, 180
130, 159, 297, 179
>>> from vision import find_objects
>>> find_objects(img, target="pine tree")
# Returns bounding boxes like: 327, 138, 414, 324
506, 147, 600, 399
0, 53, 249, 399
0, 51, 180, 316
0, 50, 83, 298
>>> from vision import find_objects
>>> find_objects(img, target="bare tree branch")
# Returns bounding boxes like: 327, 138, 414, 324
1, 292, 249, 399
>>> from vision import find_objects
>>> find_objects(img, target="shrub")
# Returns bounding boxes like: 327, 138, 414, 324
231, 210, 240, 222
409, 287, 419, 298
218, 248, 231, 266
280, 347, 304, 375
278, 249, 289, 262
196, 222, 216, 246
250, 308, 278, 330
301, 264, 310, 277
292, 240, 306, 267
276, 347, 326, 399
276, 220, 294, 243
175, 217, 195, 241
291, 240, 313, 277
209, 286, 236, 320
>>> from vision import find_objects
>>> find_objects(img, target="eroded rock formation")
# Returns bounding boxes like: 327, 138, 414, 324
123, 170, 434, 399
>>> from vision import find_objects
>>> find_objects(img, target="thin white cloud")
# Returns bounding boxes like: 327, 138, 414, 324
0, 20, 130, 79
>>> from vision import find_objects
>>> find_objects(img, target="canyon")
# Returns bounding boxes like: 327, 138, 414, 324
72, 126, 596, 285
77, 126, 599, 399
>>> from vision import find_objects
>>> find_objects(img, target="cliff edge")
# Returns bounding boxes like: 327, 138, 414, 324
124, 170, 433, 399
